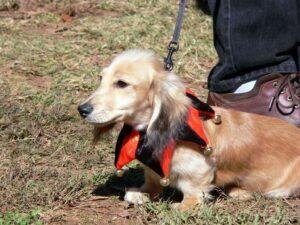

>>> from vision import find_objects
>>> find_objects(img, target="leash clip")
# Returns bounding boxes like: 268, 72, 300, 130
164, 41, 179, 71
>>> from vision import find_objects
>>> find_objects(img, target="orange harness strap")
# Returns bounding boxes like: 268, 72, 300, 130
114, 91, 214, 177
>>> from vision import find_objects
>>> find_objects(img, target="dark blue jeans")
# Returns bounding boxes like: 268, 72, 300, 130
207, 0, 300, 93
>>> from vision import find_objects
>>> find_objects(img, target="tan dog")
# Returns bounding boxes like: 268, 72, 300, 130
78, 49, 300, 210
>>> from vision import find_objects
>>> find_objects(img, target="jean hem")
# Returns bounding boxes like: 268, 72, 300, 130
208, 59, 298, 93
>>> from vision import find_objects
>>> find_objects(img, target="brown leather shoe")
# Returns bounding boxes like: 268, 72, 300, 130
207, 73, 300, 127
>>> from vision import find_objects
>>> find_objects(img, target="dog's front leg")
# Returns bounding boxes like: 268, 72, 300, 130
124, 166, 162, 205
171, 145, 215, 211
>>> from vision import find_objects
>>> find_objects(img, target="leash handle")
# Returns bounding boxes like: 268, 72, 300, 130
164, 0, 188, 71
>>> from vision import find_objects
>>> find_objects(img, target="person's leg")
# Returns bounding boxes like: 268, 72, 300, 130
205, 0, 300, 127
207, 0, 299, 92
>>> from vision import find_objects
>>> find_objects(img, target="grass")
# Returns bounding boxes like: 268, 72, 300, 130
0, 209, 42, 225
0, 0, 298, 224
140, 198, 294, 225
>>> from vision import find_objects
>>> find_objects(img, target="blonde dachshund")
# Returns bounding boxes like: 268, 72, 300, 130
78, 49, 300, 211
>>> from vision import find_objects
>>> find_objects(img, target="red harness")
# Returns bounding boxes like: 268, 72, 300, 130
114, 91, 215, 178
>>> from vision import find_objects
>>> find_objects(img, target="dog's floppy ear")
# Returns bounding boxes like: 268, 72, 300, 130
146, 70, 189, 158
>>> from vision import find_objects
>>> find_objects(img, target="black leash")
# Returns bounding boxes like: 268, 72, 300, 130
164, 0, 188, 71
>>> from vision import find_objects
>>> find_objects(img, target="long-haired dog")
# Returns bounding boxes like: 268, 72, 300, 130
78, 49, 300, 211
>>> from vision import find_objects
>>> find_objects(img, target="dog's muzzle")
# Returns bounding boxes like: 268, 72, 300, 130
78, 103, 93, 118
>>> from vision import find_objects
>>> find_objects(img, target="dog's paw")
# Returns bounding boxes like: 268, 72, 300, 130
124, 188, 150, 205
228, 188, 252, 200
171, 202, 190, 212
171, 202, 197, 212
171, 198, 203, 212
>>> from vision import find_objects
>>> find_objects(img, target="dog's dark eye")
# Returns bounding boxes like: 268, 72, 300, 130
115, 80, 129, 88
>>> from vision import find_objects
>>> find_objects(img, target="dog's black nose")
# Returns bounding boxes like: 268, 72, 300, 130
78, 103, 93, 118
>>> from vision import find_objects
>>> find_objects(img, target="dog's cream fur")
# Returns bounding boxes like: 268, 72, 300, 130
80, 49, 300, 210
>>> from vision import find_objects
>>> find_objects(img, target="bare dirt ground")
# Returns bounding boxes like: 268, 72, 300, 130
0, 1, 299, 224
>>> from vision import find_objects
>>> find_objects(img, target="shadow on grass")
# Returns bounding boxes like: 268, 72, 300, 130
92, 167, 145, 198
92, 167, 183, 202
196, 0, 211, 15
